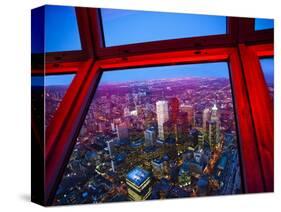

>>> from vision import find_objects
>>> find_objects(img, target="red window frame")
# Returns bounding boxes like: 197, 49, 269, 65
238, 43, 274, 192
238, 18, 274, 44
31, 7, 274, 205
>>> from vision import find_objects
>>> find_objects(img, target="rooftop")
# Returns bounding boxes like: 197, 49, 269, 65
127, 167, 150, 186
152, 158, 163, 164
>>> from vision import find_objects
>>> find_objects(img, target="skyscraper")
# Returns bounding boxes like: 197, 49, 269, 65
210, 104, 219, 122
156, 101, 169, 140
163, 120, 175, 140
169, 97, 180, 123
144, 127, 157, 146
202, 108, 210, 131
175, 112, 188, 143
208, 104, 220, 149
116, 122, 129, 141
181, 104, 194, 127
106, 139, 116, 157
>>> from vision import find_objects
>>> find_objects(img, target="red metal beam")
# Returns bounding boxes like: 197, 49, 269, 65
45, 59, 97, 204
238, 18, 273, 44
97, 47, 231, 69
31, 61, 85, 75
238, 44, 274, 192
229, 49, 265, 192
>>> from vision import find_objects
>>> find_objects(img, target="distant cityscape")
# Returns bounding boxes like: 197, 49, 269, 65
46, 74, 242, 205
45, 86, 68, 128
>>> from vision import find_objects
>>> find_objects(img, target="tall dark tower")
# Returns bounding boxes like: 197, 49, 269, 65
169, 97, 180, 124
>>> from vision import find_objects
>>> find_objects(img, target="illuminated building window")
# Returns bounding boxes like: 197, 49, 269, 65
53, 62, 243, 205
101, 9, 226, 47
255, 18, 274, 31
45, 74, 75, 128
260, 57, 274, 97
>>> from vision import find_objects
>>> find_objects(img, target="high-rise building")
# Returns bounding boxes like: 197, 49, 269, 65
117, 122, 129, 141
198, 132, 204, 149
106, 139, 116, 157
156, 101, 169, 140
163, 120, 175, 140
210, 104, 219, 122
151, 158, 164, 179
169, 97, 180, 123
126, 167, 152, 201
194, 111, 203, 128
175, 112, 189, 143
144, 127, 157, 146
111, 159, 115, 172
208, 120, 217, 149
202, 108, 210, 131
208, 103, 220, 149
181, 104, 194, 127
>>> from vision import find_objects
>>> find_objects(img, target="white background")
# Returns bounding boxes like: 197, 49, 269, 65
0, 0, 280, 211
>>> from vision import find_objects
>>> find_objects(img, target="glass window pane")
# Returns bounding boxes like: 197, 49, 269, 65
260, 58, 274, 97
101, 9, 227, 47
54, 62, 242, 205
45, 74, 75, 128
45, 5, 82, 53
255, 18, 274, 31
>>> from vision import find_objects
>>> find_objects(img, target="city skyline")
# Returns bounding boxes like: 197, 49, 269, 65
50, 68, 241, 204
39, 62, 231, 87
100, 62, 230, 84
